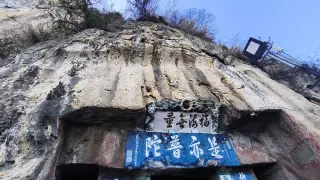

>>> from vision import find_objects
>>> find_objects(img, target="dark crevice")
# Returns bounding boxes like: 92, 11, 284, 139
175, 58, 179, 66
122, 48, 131, 66
201, 49, 225, 64
198, 81, 211, 87
208, 89, 221, 102
60, 106, 146, 125
108, 68, 121, 103
222, 109, 282, 133
47, 82, 66, 100
146, 86, 152, 93
56, 164, 99, 180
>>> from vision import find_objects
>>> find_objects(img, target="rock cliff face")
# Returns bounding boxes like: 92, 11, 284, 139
0, 20, 320, 179
260, 59, 320, 104
0, 0, 57, 36
0, 0, 84, 60
0, 0, 53, 8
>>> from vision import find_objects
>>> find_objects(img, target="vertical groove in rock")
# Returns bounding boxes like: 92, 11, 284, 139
200, 60, 251, 108
193, 60, 220, 102
151, 45, 171, 99
180, 49, 219, 101
180, 49, 200, 98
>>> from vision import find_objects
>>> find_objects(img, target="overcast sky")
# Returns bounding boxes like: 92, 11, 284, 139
97, 0, 320, 63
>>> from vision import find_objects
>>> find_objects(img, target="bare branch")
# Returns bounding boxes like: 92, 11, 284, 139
126, 0, 159, 19
164, 0, 177, 18
166, 8, 216, 41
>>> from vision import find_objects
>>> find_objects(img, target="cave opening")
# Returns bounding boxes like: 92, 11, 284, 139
151, 175, 208, 180
54, 102, 313, 180
56, 164, 99, 180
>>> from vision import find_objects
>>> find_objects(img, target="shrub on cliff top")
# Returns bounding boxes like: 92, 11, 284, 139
166, 8, 216, 42
126, 0, 216, 42
85, 8, 125, 32
57, 0, 125, 32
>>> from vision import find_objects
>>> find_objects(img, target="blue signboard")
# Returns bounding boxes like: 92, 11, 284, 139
125, 132, 240, 169
102, 178, 131, 180
217, 171, 254, 180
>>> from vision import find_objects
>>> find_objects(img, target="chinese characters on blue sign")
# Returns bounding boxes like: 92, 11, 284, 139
102, 178, 131, 180
218, 171, 254, 180
125, 132, 240, 169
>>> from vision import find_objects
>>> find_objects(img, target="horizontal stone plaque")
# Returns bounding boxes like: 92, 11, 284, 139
153, 111, 213, 133
146, 100, 220, 133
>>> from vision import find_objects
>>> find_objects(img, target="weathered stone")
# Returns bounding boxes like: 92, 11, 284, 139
260, 59, 320, 96
229, 132, 277, 165
290, 140, 316, 166
0, 0, 53, 8
0, 21, 319, 179
0, 0, 85, 61
58, 124, 128, 168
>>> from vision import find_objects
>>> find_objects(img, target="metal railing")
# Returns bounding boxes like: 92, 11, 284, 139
259, 42, 320, 89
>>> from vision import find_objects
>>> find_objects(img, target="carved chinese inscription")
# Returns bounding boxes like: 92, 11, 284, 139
153, 111, 214, 133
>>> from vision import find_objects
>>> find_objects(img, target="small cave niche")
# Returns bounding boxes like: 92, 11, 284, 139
56, 164, 99, 180
253, 163, 279, 180
219, 107, 314, 180
219, 106, 282, 133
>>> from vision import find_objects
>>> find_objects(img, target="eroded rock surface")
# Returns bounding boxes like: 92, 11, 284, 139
0, 0, 84, 61
0, 22, 319, 179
